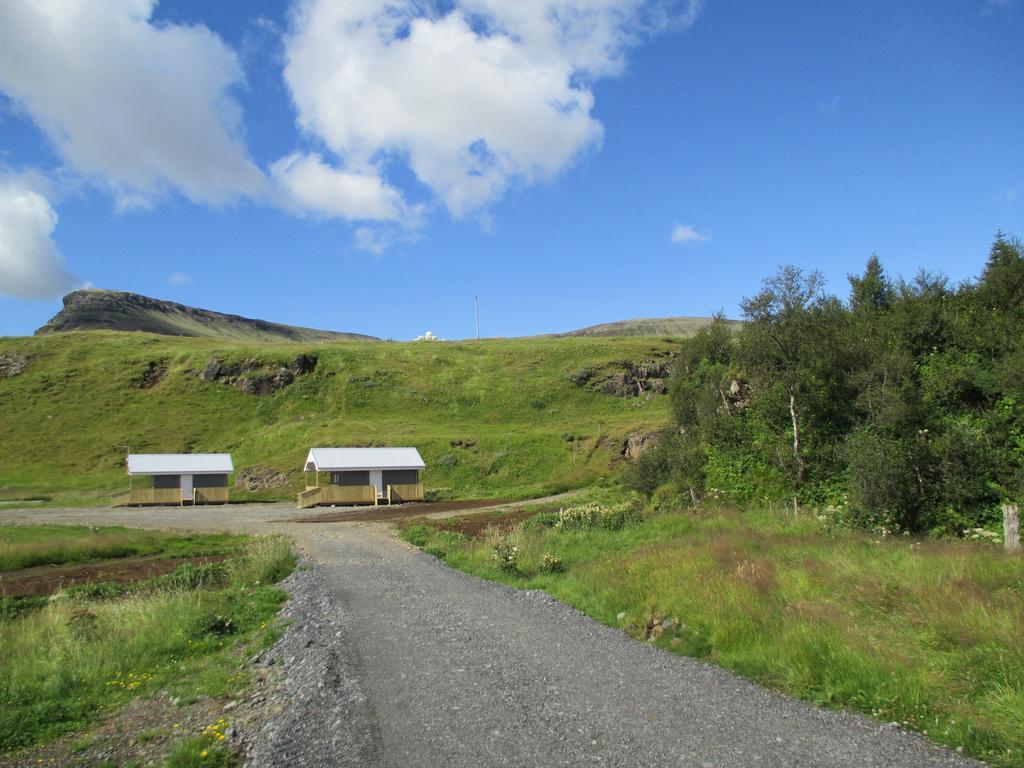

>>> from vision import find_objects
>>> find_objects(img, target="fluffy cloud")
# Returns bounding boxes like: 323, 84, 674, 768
271, 153, 407, 222
0, 180, 79, 299
0, 0, 264, 207
283, 0, 700, 216
670, 223, 710, 244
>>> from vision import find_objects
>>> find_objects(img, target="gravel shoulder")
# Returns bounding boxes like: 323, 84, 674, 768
0, 504, 981, 767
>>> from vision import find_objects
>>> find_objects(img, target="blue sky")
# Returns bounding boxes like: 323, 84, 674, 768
0, 0, 1021, 340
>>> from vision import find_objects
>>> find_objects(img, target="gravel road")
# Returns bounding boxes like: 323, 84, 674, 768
0, 504, 980, 767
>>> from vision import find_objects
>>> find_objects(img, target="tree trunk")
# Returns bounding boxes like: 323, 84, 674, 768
788, 386, 805, 483
1004, 503, 1021, 555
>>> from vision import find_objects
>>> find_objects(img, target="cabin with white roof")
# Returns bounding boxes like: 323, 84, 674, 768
298, 447, 426, 508
111, 453, 234, 507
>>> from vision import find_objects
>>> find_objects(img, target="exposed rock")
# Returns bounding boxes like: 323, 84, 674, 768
34, 289, 378, 342
567, 369, 593, 386
449, 439, 476, 449
584, 358, 672, 398
196, 354, 317, 396
134, 359, 168, 389
236, 466, 294, 491
0, 352, 27, 377
720, 379, 752, 412
623, 431, 662, 461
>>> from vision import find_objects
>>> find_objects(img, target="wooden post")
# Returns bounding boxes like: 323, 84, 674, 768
1004, 503, 1021, 555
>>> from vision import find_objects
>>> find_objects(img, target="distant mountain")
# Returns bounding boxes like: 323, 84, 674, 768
553, 316, 739, 338
36, 290, 379, 343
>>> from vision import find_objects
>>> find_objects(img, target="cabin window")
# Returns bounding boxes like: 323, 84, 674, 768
383, 470, 419, 486
331, 471, 370, 486
193, 474, 228, 488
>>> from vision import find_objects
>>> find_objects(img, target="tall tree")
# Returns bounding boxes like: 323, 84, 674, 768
848, 254, 895, 313
740, 266, 825, 486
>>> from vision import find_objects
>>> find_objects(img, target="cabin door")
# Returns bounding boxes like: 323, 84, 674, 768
369, 470, 383, 498
181, 474, 194, 502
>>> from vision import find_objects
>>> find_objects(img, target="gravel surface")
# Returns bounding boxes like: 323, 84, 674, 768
1, 504, 982, 767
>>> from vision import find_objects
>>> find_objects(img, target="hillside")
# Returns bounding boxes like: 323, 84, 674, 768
555, 316, 739, 338
36, 290, 378, 343
0, 332, 675, 505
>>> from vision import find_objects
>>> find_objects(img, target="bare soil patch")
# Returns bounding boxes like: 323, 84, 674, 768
410, 507, 554, 538
289, 499, 512, 524
0, 554, 231, 598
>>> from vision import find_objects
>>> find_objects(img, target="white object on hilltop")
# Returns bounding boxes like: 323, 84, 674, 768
415, 330, 441, 341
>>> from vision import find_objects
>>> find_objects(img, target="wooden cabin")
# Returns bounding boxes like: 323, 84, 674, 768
298, 447, 425, 508
111, 453, 234, 507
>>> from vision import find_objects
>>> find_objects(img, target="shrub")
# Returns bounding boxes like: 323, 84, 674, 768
491, 539, 519, 573
540, 553, 565, 573
554, 501, 643, 531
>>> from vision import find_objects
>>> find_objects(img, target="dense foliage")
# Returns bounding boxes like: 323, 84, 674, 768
628, 234, 1024, 534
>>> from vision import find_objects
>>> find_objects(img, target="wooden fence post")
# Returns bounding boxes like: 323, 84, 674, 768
1004, 503, 1021, 555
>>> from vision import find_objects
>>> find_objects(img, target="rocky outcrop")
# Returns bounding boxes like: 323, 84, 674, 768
197, 354, 318, 396
623, 430, 662, 461
235, 466, 294, 491
720, 379, 752, 412
35, 289, 379, 342
0, 353, 27, 377
569, 357, 672, 398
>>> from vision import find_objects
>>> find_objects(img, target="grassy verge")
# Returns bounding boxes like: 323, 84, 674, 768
0, 530, 295, 754
0, 524, 244, 571
401, 498, 1024, 767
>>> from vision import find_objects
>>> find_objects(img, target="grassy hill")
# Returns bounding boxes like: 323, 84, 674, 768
37, 290, 378, 342
555, 316, 739, 338
0, 332, 675, 505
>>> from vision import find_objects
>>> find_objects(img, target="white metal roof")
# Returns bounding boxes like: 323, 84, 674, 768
127, 453, 234, 476
305, 447, 426, 472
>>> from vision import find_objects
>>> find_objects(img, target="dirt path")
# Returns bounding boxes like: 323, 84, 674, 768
0, 504, 978, 767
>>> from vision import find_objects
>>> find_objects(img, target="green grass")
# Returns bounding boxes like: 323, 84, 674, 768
0, 530, 295, 752
0, 525, 245, 571
0, 332, 674, 505
403, 500, 1024, 767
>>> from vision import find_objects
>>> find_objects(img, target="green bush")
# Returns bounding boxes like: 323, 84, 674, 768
539, 553, 565, 573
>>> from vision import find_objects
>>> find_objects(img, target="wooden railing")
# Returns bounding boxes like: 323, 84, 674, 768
322, 485, 377, 505
297, 484, 378, 508
194, 487, 229, 504
110, 488, 182, 507
387, 483, 425, 504
297, 487, 323, 509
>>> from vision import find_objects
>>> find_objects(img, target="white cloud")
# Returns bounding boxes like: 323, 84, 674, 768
283, 0, 700, 217
353, 227, 389, 256
670, 223, 710, 244
270, 153, 407, 222
0, 179, 79, 299
168, 271, 192, 285
0, 0, 264, 207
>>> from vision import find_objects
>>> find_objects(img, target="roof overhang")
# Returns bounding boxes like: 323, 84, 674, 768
304, 447, 426, 473
127, 453, 234, 476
